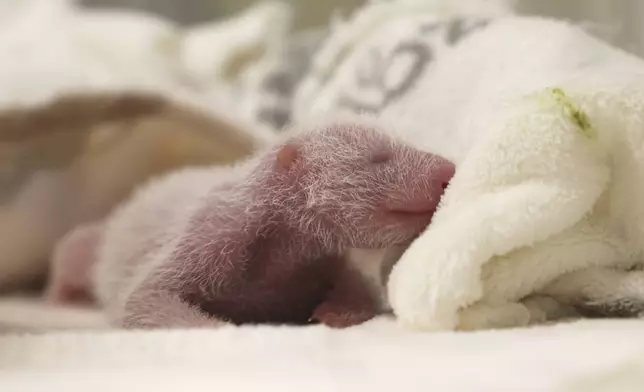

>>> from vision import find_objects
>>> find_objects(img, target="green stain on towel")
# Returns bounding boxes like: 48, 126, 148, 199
549, 87, 596, 139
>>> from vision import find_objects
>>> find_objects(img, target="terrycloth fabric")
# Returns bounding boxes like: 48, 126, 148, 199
292, 1, 644, 331
3, 317, 644, 391
382, 17, 644, 331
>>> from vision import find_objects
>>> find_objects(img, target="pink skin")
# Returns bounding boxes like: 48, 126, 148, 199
311, 264, 383, 328
49, 123, 455, 329
45, 223, 103, 305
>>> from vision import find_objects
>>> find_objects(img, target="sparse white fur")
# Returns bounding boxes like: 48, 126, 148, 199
385, 17, 644, 331
93, 166, 230, 320
93, 147, 277, 324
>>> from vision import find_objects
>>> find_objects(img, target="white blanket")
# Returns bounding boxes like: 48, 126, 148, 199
3, 317, 644, 391
381, 20, 644, 330
0, 0, 291, 137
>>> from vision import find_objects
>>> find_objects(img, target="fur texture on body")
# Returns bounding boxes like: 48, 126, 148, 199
91, 117, 454, 329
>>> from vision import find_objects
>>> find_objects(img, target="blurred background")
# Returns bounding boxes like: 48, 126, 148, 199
80, 0, 644, 55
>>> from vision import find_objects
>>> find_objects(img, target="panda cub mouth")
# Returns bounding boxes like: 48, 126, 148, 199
384, 198, 438, 216
386, 208, 437, 218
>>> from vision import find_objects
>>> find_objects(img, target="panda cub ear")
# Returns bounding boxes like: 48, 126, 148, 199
276, 143, 300, 171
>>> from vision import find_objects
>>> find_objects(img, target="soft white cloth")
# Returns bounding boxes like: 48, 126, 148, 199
3, 316, 644, 392
0, 0, 185, 107
0, 0, 293, 132
3, 297, 644, 391
384, 19, 644, 331
293, 0, 516, 130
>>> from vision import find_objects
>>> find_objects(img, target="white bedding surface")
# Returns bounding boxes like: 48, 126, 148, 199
0, 295, 106, 332
2, 298, 644, 392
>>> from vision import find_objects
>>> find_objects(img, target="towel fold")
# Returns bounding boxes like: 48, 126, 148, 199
386, 20, 644, 331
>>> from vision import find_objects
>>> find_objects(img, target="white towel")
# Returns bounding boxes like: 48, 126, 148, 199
382, 20, 644, 331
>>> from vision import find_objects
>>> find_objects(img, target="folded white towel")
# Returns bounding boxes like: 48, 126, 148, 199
385, 19, 644, 331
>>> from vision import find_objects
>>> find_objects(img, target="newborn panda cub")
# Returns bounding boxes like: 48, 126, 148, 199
61, 119, 455, 329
